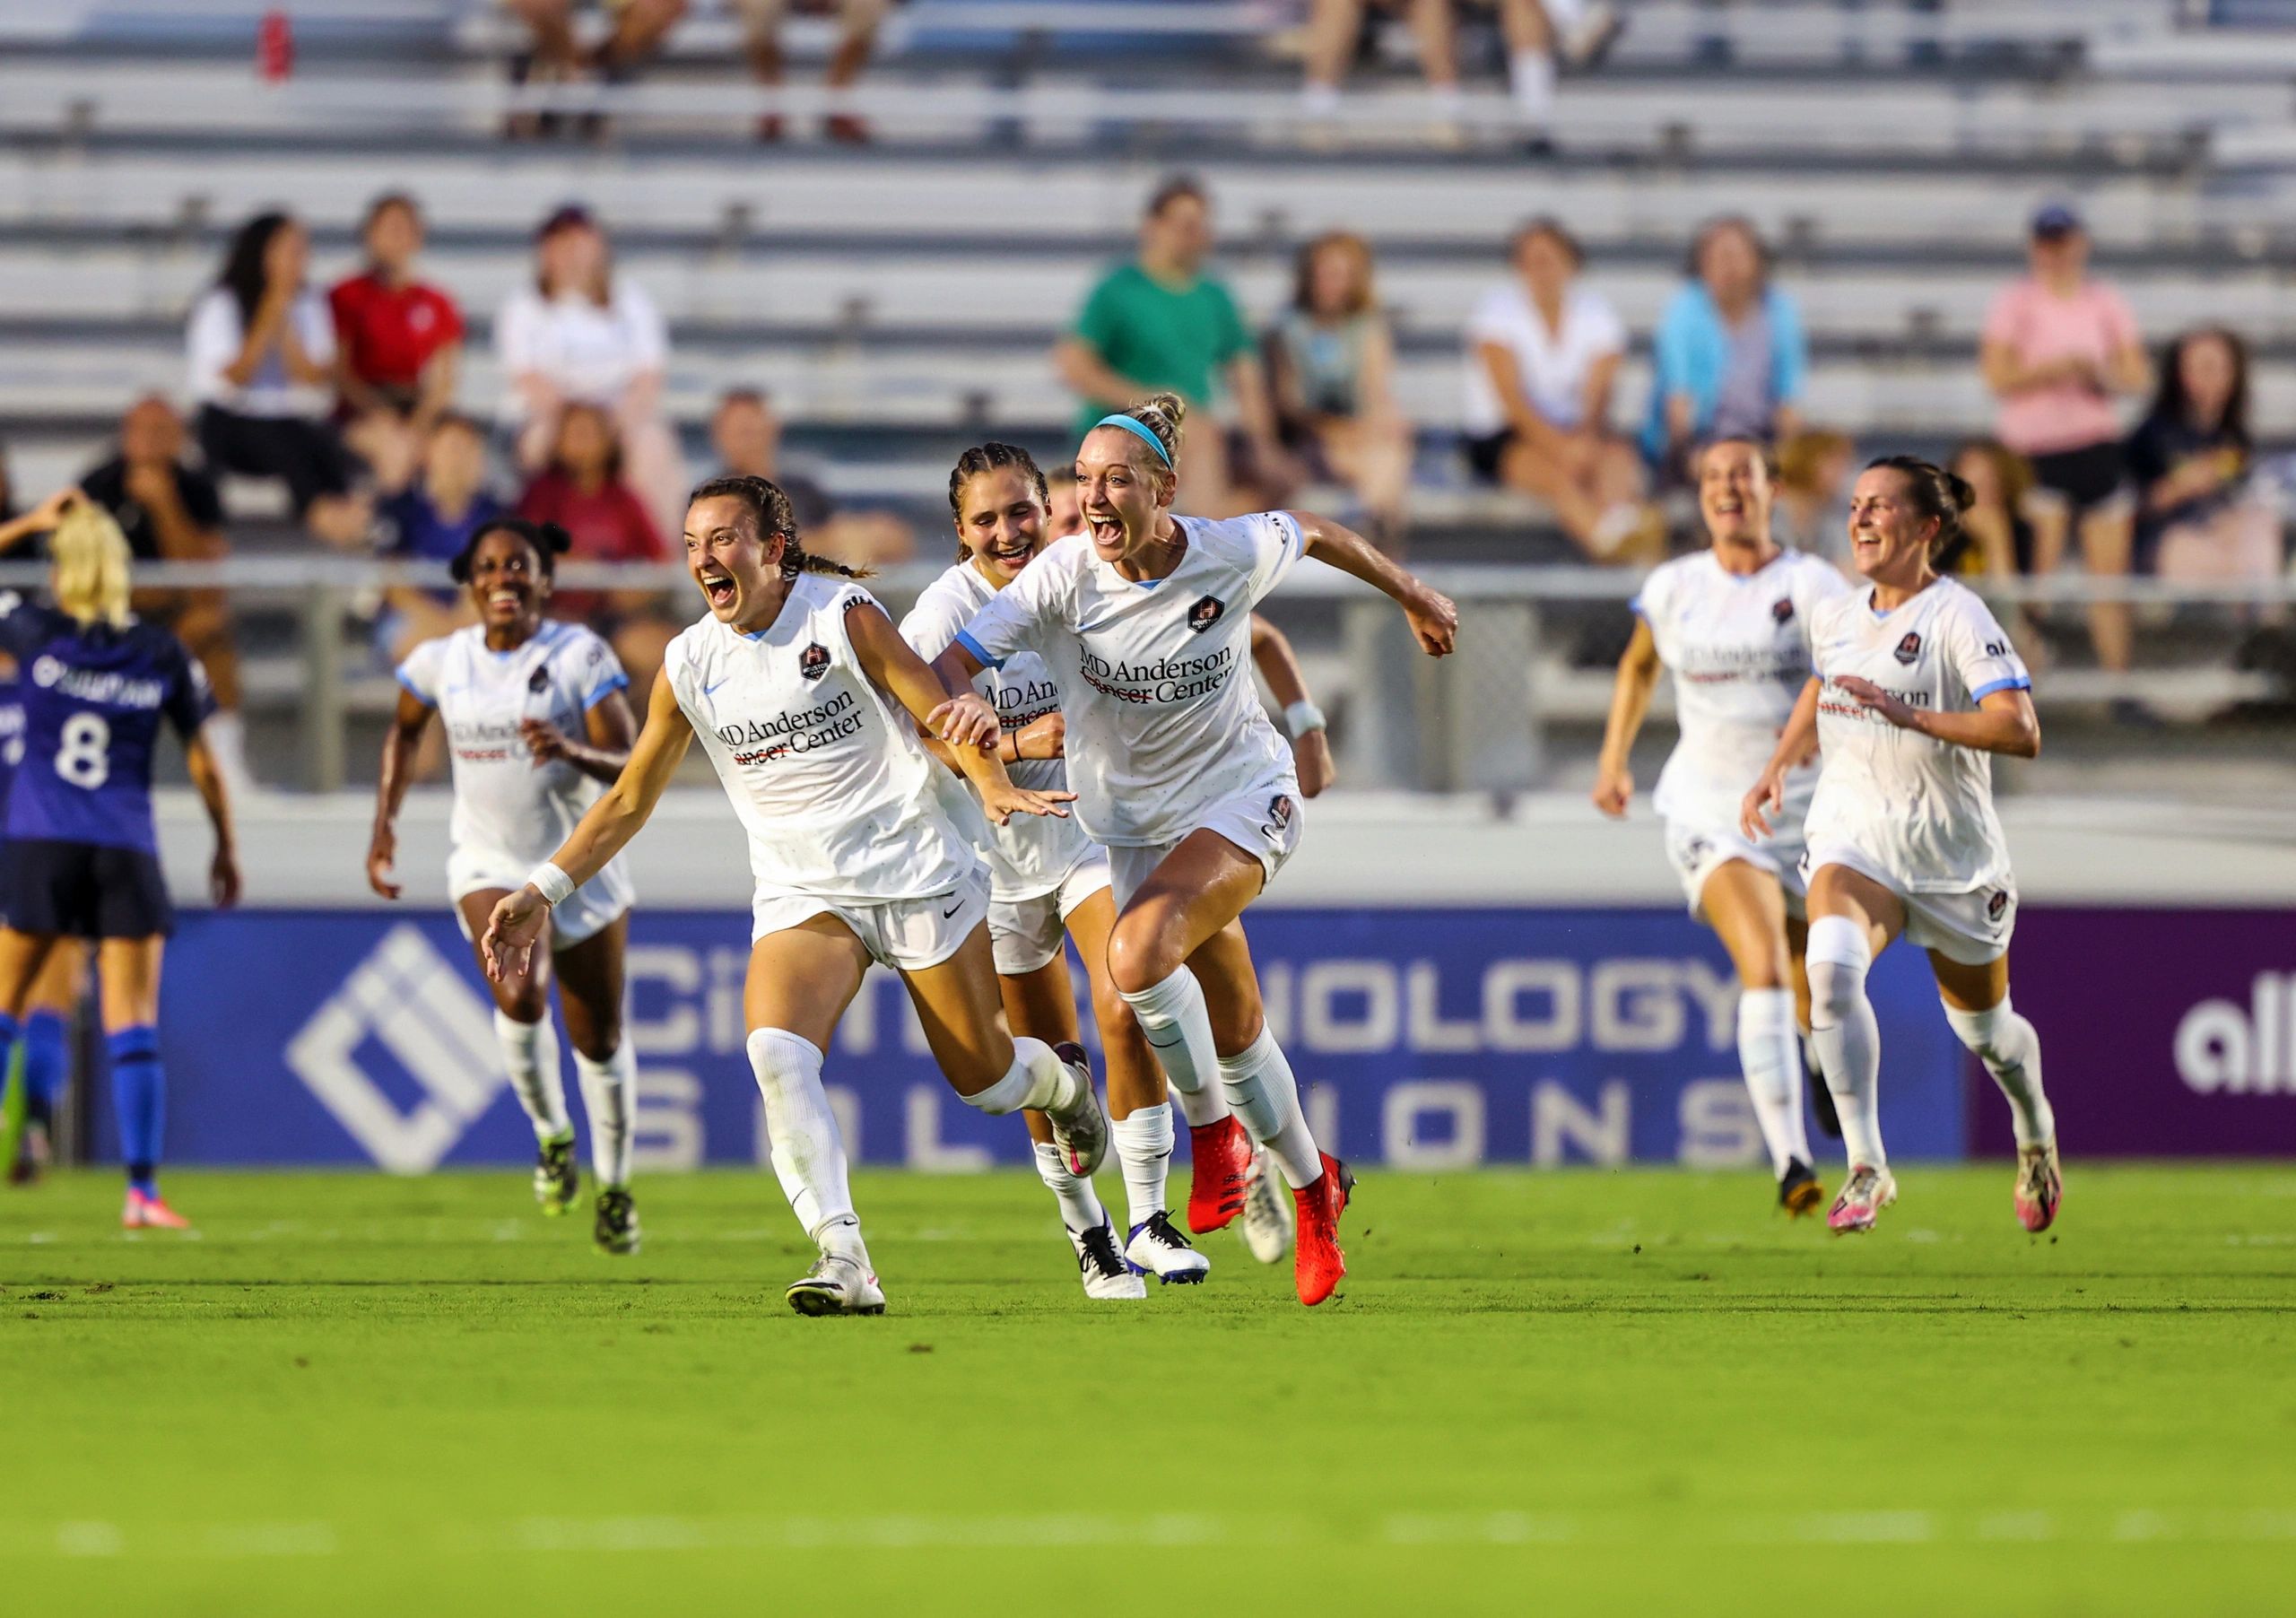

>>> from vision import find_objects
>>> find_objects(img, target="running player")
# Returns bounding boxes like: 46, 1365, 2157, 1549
931, 394, 1457, 1306
367, 517, 644, 1254
1594, 438, 1847, 1214
1743, 456, 2061, 1235
0, 495, 238, 1227
904, 442, 1196, 1299
482, 474, 1104, 1316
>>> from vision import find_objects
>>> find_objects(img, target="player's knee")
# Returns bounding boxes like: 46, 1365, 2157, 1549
1802, 915, 1871, 1024
1106, 913, 1181, 996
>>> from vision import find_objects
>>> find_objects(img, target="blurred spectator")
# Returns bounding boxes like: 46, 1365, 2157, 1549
0, 440, 13, 527
1044, 465, 1082, 539
1462, 218, 1654, 560
497, 204, 685, 541
1055, 176, 1300, 519
735, 0, 887, 144
1265, 232, 1413, 548
2126, 327, 2283, 593
517, 403, 675, 693
374, 414, 504, 663
1641, 216, 1805, 477
1979, 202, 2149, 683
708, 388, 915, 569
1774, 427, 1855, 562
503, 0, 688, 139
1947, 439, 2039, 581
187, 212, 370, 546
74, 396, 254, 793
1301, 1, 1622, 151
331, 193, 465, 493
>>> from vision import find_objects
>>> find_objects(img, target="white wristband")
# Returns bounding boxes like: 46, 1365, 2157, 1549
1283, 700, 1327, 740
527, 862, 577, 908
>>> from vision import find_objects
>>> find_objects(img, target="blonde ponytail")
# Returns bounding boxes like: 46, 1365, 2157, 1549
49, 499, 134, 630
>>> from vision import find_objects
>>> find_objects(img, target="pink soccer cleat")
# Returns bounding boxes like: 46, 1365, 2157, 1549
1187, 1116, 1253, 1235
2014, 1143, 2062, 1233
1827, 1163, 1897, 1234
1292, 1153, 1356, 1307
122, 1189, 191, 1230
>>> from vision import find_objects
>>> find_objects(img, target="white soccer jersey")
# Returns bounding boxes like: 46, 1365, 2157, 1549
1632, 548, 1850, 832
900, 560, 1091, 902
953, 513, 1303, 848
396, 621, 635, 884
1804, 577, 2031, 893
665, 572, 979, 903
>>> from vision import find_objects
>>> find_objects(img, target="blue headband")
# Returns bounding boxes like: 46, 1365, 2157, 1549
1093, 413, 1173, 468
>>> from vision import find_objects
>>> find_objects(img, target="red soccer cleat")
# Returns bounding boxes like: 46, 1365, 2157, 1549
122, 1189, 191, 1230
1292, 1153, 1356, 1307
1186, 1116, 1252, 1234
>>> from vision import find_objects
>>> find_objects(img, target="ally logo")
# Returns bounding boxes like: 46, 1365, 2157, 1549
285, 924, 506, 1170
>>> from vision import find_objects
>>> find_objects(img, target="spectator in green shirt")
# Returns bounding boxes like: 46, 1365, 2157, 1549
1055, 176, 1300, 518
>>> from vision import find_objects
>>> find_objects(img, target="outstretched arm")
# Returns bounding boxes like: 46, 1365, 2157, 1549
1288, 509, 1457, 657
185, 728, 240, 909
1249, 613, 1333, 796
1592, 618, 1662, 818
1741, 677, 1822, 839
367, 689, 434, 899
1835, 679, 2039, 759
848, 602, 1071, 824
482, 669, 694, 981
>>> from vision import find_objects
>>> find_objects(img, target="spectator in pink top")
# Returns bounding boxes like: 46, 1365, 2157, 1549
1979, 203, 2152, 684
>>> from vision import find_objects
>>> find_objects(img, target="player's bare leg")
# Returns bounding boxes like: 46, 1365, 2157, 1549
555, 914, 639, 1255
1933, 950, 2060, 1232
997, 951, 1142, 1300
1701, 860, 1822, 1214
459, 890, 576, 1214
9, 940, 84, 1184
1805, 866, 1905, 1234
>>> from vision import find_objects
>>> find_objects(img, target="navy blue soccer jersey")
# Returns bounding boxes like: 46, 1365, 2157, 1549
0, 596, 213, 855
0, 665, 22, 819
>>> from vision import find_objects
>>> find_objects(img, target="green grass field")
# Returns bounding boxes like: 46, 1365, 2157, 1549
4, 1164, 2292, 1616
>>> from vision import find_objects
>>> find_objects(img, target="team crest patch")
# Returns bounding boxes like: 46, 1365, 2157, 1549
1268, 794, 1293, 830
1893, 631, 1922, 665
1987, 890, 2009, 921
1187, 595, 1227, 634
1771, 597, 1795, 624
526, 665, 550, 693
798, 642, 831, 682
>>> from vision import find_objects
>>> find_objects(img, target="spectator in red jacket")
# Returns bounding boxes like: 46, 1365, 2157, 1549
516, 402, 674, 694
331, 194, 465, 491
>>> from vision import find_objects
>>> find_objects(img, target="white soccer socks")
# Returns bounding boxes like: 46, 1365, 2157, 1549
746, 1029, 863, 1256
1111, 1101, 1175, 1231
1805, 916, 1886, 1169
1118, 968, 1222, 1114
494, 1010, 570, 1141
958, 1037, 1081, 1117
1944, 995, 2055, 1148
1216, 1025, 1322, 1189
572, 1041, 636, 1189
1032, 1141, 1109, 1232
1736, 987, 1812, 1178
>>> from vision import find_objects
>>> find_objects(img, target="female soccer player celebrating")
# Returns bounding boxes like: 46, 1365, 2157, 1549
932, 395, 1456, 1306
1743, 456, 2061, 1235
368, 517, 645, 1254
1594, 438, 1847, 1214
483, 475, 1102, 1316
0, 495, 238, 1227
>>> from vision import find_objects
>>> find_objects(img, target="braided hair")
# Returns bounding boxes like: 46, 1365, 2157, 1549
687, 474, 874, 579
449, 516, 570, 584
947, 441, 1049, 561
1865, 455, 1976, 563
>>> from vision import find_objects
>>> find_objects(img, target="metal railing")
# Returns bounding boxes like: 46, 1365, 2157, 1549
2, 556, 2287, 793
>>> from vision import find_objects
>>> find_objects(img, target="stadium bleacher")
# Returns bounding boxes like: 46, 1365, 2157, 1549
1, 0, 2292, 791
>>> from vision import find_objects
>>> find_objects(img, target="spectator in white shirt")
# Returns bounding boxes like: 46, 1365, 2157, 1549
1461, 217, 1656, 560
187, 212, 370, 546
495, 204, 685, 538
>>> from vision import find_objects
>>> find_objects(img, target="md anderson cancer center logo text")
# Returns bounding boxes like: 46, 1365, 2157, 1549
1077, 644, 1234, 704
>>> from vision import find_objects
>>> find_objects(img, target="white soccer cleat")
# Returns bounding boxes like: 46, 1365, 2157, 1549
1047, 1041, 1109, 1177
1827, 1162, 1898, 1234
785, 1252, 886, 1317
2014, 1142, 2063, 1233
1124, 1211, 1210, 1285
1239, 1144, 1294, 1264
1071, 1222, 1147, 1300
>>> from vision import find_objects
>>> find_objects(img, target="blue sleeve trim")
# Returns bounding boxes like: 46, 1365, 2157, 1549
1628, 596, 1647, 619
395, 671, 435, 707
953, 629, 1004, 671
581, 672, 630, 711
1971, 675, 2031, 701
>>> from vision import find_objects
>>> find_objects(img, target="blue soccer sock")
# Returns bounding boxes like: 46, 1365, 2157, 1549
108, 1025, 164, 1197
0, 1012, 21, 1118
22, 1009, 69, 1127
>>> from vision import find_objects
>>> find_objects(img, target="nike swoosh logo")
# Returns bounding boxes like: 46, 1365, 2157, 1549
941, 901, 963, 918
703, 680, 728, 698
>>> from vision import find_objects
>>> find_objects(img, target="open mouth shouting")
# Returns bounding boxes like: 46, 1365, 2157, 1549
697, 566, 738, 613
1085, 512, 1126, 550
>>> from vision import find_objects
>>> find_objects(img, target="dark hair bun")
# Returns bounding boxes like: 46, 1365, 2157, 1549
535, 521, 573, 556
1943, 472, 1978, 515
